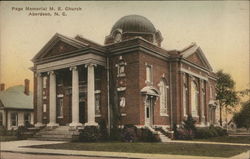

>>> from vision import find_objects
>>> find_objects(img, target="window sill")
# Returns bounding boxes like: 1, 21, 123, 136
57, 116, 63, 119
95, 114, 101, 117
160, 114, 169, 117
117, 73, 126, 78
121, 113, 127, 117
117, 87, 126, 92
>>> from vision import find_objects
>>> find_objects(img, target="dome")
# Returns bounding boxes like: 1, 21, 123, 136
111, 15, 156, 34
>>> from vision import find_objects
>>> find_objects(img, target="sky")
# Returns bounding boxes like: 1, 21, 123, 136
0, 1, 249, 92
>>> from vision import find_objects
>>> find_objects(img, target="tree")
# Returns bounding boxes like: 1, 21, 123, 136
215, 70, 239, 126
233, 101, 250, 131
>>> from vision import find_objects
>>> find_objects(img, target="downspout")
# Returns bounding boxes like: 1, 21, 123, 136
169, 62, 173, 130
106, 56, 111, 136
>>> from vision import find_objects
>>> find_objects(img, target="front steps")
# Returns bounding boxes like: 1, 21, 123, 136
157, 131, 172, 142
144, 125, 172, 142
152, 126, 173, 142
30, 126, 78, 141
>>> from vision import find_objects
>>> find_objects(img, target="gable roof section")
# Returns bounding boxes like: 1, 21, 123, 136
32, 33, 89, 63
0, 85, 33, 110
180, 43, 212, 71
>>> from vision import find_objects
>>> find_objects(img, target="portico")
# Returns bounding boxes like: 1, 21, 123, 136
35, 62, 102, 127
32, 33, 106, 128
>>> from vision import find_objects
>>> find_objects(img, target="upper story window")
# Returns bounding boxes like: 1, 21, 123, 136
116, 56, 127, 77
43, 76, 47, 89
159, 79, 168, 116
114, 33, 122, 43
43, 104, 47, 113
145, 64, 153, 84
191, 80, 199, 117
119, 97, 126, 108
210, 85, 213, 99
183, 74, 188, 116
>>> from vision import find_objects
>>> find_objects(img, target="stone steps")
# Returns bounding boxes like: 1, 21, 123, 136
153, 127, 172, 142
30, 126, 75, 141
31, 136, 72, 141
158, 132, 171, 142
35, 134, 72, 138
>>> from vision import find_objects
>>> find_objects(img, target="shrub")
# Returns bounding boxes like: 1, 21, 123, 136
214, 126, 228, 136
195, 126, 228, 139
174, 115, 196, 140
0, 127, 7, 136
209, 125, 219, 137
138, 128, 160, 142
177, 128, 195, 140
122, 125, 137, 142
173, 124, 179, 140
98, 119, 108, 141
79, 126, 101, 142
195, 128, 214, 139
109, 127, 122, 141
16, 126, 27, 139
183, 115, 196, 132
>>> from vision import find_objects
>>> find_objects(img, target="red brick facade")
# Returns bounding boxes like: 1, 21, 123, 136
32, 15, 217, 131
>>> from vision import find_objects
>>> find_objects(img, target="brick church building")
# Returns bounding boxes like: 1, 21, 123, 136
31, 15, 218, 138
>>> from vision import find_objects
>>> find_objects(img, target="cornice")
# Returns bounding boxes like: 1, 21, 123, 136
34, 47, 106, 65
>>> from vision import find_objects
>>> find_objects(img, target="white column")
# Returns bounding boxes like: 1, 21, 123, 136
69, 66, 82, 127
35, 73, 44, 127
47, 71, 59, 127
85, 63, 98, 126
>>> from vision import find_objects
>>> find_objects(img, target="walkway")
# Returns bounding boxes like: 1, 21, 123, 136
167, 140, 250, 146
1, 140, 249, 159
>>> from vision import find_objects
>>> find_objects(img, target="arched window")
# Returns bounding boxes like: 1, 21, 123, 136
183, 83, 188, 116
191, 80, 199, 117
201, 81, 206, 117
182, 74, 188, 116
159, 79, 168, 116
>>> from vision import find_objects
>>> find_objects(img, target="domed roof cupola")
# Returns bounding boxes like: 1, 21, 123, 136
105, 15, 163, 47
111, 15, 156, 34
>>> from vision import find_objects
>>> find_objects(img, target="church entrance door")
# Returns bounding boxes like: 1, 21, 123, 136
145, 96, 154, 126
79, 101, 86, 123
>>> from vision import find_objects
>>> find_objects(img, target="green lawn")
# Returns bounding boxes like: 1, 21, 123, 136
27, 142, 250, 157
196, 136, 250, 144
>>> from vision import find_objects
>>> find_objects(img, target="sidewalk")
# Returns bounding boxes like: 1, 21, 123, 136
1, 140, 249, 159
167, 140, 250, 146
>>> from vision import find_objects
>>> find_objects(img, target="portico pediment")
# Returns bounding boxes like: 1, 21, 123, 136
180, 43, 212, 71
32, 33, 88, 62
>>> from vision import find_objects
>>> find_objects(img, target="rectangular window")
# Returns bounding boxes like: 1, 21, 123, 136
57, 98, 63, 117
146, 107, 150, 118
43, 76, 47, 88
43, 104, 47, 112
10, 112, 18, 126
24, 113, 31, 125
146, 65, 152, 83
